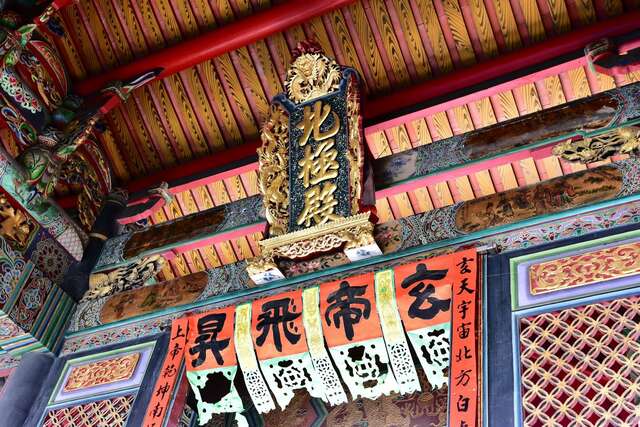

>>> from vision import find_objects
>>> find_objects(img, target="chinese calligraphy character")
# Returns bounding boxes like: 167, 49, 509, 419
152, 402, 163, 418
297, 182, 340, 227
188, 313, 230, 367
169, 342, 184, 360
457, 300, 471, 320
457, 321, 471, 339
457, 277, 475, 295
456, 395, 470, 412
172, 324, 186, 339
456, 257, 474, 274
325, 281, 371, 340
400, 264, 451, 320
255, 298, 301, 352
298, 139, 339, 188
455, 369, 472, 387
163, 363, 177, 379
296, 100, 340, 146
455, 345, 472, 362
155, 382, 170, 400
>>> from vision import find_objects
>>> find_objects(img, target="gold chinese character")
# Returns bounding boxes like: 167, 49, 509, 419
297, 100, 340, 146
297, 182, 340, 227
298, 139, 339, 188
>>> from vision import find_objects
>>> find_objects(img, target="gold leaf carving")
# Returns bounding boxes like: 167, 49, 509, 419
257, 104, 290, 236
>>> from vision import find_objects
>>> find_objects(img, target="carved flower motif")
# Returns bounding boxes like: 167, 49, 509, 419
31, 239, 68, 283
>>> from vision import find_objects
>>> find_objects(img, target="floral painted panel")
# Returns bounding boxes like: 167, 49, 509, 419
529, 241, 640, 294
63, 353, 140, 392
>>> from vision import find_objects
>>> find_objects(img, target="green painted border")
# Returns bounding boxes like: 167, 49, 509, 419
508, 227, 640, 310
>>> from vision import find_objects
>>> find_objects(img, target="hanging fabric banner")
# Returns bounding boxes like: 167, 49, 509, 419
185, 306, 243, 425
235, 302, 276, 413
320, 272, 399, 400
374, 270, 421, 395
302, 286, 348, 406
250, 289, 324, 410
143, 317, 189, 427
394, 252, 458, 390
448, 249, 478, 427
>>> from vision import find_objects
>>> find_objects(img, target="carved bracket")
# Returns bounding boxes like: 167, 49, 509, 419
552, 126, 640, 164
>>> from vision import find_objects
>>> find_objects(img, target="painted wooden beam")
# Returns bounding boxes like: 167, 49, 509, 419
90, 82, 640, 273
72, 158, 640, 332
78, 38, 640, 209
72, 0, 357, 96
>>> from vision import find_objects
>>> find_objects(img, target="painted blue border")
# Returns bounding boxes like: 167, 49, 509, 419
23, 333, 169, 427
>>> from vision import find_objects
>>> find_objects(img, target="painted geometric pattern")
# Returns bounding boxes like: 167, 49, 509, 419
41, 394, 135, 427
520, 296, 640, 426
63, 352, 140, 392
529, 241, 640, 295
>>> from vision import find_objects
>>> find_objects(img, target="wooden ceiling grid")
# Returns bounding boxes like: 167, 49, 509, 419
38, 0, 639, 280
50, 0, 630, 182
149, 66, 640, 281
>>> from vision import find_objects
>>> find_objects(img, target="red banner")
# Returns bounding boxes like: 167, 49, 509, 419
448, 249, 478, 427
251, 289, 308, 360
143, 317, 189, 427
186, 306, 236, 370
319, 272, 382, 347
394, 256, 453, 332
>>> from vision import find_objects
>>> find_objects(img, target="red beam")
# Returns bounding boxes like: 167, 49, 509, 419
365, 10, 640, 128
73, 0, 356, 96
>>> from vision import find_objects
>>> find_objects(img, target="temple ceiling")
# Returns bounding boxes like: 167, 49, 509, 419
1, 0, 637, 281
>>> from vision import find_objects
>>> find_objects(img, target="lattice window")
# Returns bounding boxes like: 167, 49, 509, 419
520, 296, 640, 426
41, 394, 135, 427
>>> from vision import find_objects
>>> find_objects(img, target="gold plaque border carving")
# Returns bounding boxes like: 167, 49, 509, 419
247, 212, 377, 279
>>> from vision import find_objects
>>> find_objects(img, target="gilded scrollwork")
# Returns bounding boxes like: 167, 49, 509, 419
552, 126, 640, 163
285, 50, 341, 104
85, 255, 165, 300
257, 104, 290, 236
260, 212, 376, 260
0, 192, 36, 250
346, 74, 363, 214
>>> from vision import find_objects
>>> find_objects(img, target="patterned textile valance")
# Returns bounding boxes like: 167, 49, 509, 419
144, 248, 479, 427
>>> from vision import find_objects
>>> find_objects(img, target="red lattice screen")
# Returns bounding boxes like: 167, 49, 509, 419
520, 296, 640, 426
41, 394, 135, 427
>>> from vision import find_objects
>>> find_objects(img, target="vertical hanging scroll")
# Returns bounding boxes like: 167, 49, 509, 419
143, 318, 189, 427
185, 306, 242, 425
320, 272, 399, 400
234, 303, 276, 413
302, 286, 348, 405
374, 270, 421, 394
449, 250, 478, 427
